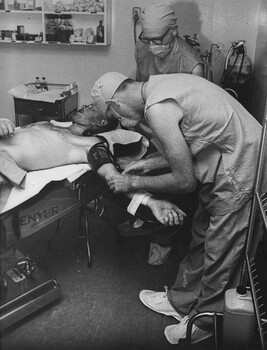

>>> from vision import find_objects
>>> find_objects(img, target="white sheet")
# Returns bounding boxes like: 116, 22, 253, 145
1, 164, 90, 214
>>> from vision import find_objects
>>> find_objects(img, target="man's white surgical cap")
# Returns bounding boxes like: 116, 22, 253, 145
91, 72, 128, 117
141, 3, 177, 37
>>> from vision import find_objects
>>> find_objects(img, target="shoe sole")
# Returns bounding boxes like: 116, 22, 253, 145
139, 291, 182, 321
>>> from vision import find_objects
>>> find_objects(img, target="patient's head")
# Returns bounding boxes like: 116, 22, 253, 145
72, 104, 118, 135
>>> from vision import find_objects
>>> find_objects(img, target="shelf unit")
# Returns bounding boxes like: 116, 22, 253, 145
240, 99, 267, 350
0, 0, 111, 45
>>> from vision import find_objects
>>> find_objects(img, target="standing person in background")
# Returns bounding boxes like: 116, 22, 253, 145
118, 3, 203, 266
135, 2, 204, 82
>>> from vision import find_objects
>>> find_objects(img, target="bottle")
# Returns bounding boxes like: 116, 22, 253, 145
41, 77, 48, 91
35, 77, 41, 91
96, 20, 104, 43
223, 286, 256, 350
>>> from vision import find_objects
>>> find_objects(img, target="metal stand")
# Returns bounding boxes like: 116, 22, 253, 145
179, 312, 223, 349
239, 99, 267, 350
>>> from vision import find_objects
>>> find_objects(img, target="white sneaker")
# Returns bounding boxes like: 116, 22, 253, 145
164, 316, 213, 344
139, 287, 182, 321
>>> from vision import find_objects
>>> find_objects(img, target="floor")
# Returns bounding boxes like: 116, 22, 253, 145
0, 197, 266, 350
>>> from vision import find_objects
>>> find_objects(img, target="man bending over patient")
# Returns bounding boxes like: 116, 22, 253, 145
0, 117, 185, 226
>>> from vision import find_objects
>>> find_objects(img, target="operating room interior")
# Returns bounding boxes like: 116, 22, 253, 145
1, 0, 267, 349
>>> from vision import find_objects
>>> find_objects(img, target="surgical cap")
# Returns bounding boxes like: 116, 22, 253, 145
91, 72, 128, 117
141, 3, 177, 37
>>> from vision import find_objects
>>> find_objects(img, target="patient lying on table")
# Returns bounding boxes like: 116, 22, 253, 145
0, 116, 185, 226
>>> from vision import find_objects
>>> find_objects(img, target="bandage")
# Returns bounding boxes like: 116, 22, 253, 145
127, 190, 153, 216
87, 136, 122, 173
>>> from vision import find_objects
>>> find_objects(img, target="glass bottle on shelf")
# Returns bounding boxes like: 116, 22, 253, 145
41, 77, 48, 91
96, 20, 104, 43
35, 77, 41, 90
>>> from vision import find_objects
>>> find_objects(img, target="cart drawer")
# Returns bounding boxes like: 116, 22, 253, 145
14, 99, 62, 118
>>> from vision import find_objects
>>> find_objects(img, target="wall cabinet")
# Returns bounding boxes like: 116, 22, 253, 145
0, 0, 111, 45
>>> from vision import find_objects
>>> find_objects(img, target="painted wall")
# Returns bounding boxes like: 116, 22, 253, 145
0, 0, 262, 124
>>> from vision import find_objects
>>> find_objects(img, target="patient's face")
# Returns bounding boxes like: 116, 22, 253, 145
72, 104, 100, 126
72, 104, 118, 134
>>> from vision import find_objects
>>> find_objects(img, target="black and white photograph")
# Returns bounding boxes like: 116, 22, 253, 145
0, 1, 267, 349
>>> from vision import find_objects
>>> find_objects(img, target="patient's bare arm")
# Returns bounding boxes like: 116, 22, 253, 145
97, 163, 186, 226
86, 137, 186, 226
0, 119, 185, 226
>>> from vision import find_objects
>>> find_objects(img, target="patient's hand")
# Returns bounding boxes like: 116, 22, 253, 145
0, 119, 15, 138
147, 197, 186, 226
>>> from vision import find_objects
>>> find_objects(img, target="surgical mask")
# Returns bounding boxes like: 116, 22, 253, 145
148, 43, 172, 58
107, 105, 139, 129
109, 105, 123, 121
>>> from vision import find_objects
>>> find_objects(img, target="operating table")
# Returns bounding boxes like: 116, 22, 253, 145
0, 129, 150, 331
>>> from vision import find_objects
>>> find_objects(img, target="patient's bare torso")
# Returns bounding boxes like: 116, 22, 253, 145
0, 122, 100, 171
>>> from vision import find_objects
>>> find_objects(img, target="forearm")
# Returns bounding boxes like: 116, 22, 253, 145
97, 163, 186, 226
97, 163, 135, 200
143, 155, 169, 170
131, 172, 196, 194
97, 164, 154, 216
